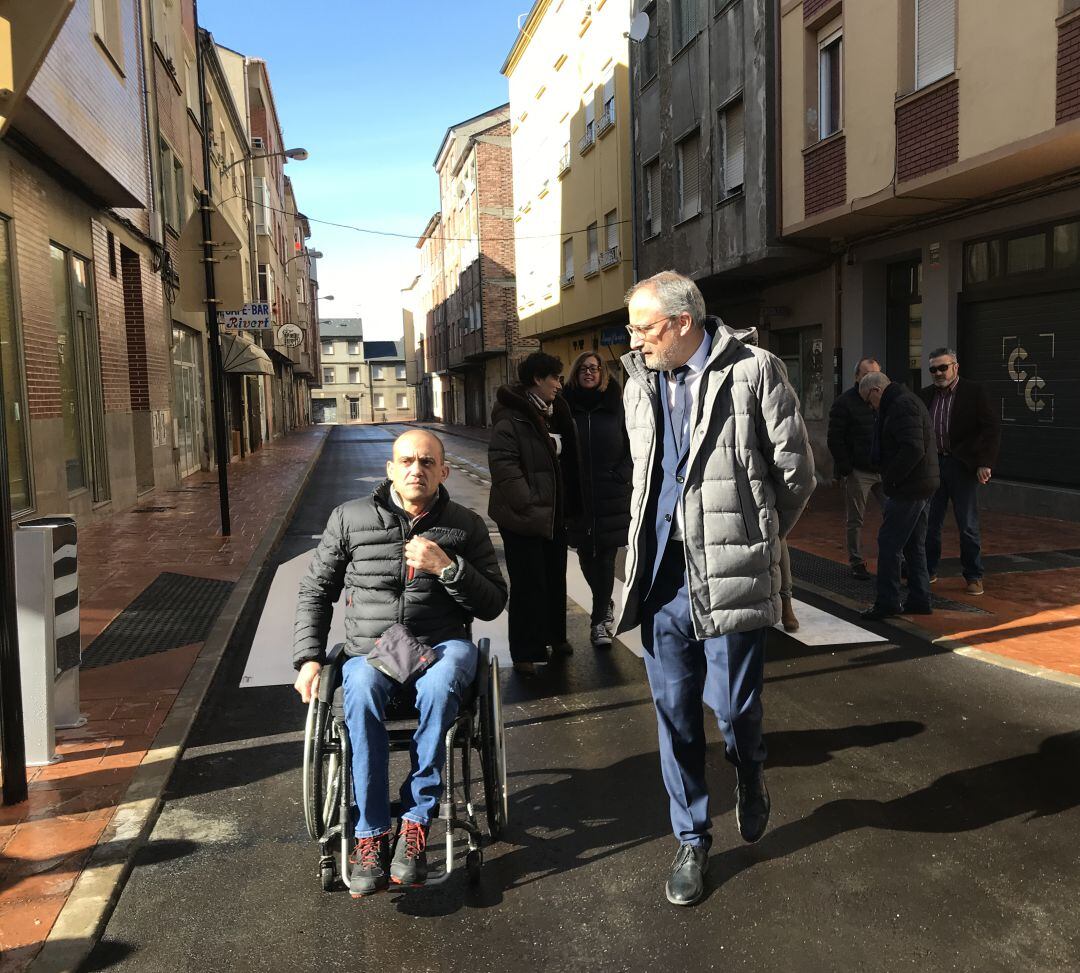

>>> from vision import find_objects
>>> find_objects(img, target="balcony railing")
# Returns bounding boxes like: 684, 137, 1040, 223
560, 271, 575, 288
583, 255, 600, 278
600, 245, 620, 270
558, 145, 571, 176
596, 106, 614, 137
578, 123, 595, 155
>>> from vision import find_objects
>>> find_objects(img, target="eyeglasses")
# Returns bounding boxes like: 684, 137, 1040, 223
625, 315, 674, 339
928, 362, 956, 374
577, 364, 602, 374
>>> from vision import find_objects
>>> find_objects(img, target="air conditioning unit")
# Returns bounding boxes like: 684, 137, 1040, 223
252, 136, 265, 151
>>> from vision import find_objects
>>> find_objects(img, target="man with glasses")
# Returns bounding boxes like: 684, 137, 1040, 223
857, 371, 939, 621
918, 348, 1000, 596
617, 270, 815, 906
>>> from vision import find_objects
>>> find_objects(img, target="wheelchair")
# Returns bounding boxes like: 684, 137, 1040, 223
301, 637, 507, 891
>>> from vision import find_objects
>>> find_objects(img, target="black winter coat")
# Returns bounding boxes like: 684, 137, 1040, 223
563, 381, 632, 552
918, 378, 1000, 472
827, 384, 878, 475
876, 383, 940, 501
487, 385, 583, 538
293, 481, 507, 668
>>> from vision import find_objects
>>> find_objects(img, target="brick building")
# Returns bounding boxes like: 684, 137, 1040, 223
312, 318, 414, 423
418, 105, 529, 428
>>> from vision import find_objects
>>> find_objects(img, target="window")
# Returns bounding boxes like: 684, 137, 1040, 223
372, 365, 385, 380
1, 218, 31, 512
640, 4, 658, 85
605, 209, 619, 251
915, 0, 955, 89
396, 393, 408, 410
348, 340, 361, 355
601, 75, 616, 127
158, 138, 185, 230
676, 131, 702, 221
1007, 234, 1047, 275
818, 28, 843, 140
374, 393, 386, 410
253, 176, 270, 235
323, 367, 335, 384
773, 327, 825, 421
672, 0, 700, 53
1053, 222, 1080, 268
349, 399, 360, 421
585, 222, 599, 275
257, 264, 275, 306
396, 365, 407, 380
718, 98, 745, 197
562, 237, 575, 285
584, 98, 595, 144
92, 0, 124, 69
152, 0, 174, 63
185, 56, 200, 120
643, 159, 661, 237
348, 367, 361, 384
321, 340, 334, 355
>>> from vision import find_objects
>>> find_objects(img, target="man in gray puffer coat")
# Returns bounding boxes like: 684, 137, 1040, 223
617, 271, 815, 906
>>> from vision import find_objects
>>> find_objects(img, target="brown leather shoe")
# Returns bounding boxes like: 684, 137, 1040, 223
965, 579, 984, 596
781, 596, 799, 633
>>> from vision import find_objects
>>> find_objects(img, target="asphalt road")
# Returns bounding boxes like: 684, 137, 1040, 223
85, 424, 1080, 973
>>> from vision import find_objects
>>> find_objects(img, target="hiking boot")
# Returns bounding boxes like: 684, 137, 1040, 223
851, 562, 872, 581
590, 623, 613, 648
349, 831, 390, 897
780, 596, 799, 633
390, 819, 428, 887
965, 579, 984, 596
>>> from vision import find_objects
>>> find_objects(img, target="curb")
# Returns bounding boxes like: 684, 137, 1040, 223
29, 427, 331, 973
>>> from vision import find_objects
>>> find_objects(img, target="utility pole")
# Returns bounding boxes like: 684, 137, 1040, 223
193, 3, 231, 536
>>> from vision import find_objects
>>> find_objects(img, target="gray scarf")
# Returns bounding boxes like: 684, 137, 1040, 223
527, 389, 554, 419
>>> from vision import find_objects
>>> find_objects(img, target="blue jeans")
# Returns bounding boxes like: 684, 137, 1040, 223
875, 498, 930, 612
926, 454, 984, 582
641, 541, 767, 850
341, 640, 477, 838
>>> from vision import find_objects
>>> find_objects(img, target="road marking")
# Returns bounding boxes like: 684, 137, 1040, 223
774, 597, 887, 646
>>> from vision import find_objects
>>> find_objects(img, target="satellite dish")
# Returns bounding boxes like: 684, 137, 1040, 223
628, 11, 650, 43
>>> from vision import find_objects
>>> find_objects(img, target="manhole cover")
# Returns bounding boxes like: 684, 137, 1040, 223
82, 572, 234, 667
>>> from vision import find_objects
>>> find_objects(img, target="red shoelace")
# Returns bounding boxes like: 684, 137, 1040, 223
400, 820, 427, 859
351, 834, 384, 870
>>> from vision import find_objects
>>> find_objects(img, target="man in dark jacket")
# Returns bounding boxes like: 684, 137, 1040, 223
827, 357, 884, 580
858, 372, 940, 620
293, 429, 506, 897
919, 347, 1001, 596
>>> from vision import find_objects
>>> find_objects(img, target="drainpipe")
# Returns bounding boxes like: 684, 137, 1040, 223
628, 0, 641, 284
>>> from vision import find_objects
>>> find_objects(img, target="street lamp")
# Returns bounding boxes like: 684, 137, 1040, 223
220, 146, 309, 177
284, 249, 323, 267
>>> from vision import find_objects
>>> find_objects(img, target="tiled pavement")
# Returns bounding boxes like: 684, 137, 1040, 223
0, 425, 328, 972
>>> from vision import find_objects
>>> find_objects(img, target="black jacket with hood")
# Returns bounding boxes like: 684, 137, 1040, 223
876, 383, 940, 500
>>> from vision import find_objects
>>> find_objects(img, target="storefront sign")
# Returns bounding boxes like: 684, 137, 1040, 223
217, 303, 272, 330
600, 326, 628, 347
277, 323, 304, 348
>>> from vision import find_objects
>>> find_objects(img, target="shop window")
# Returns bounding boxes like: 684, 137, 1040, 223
1007, 234, 1047, 275
964, 239, 1002, 285
1053, 222, 1080, 268
1, 218, 31, 512
773, 326, 825, 420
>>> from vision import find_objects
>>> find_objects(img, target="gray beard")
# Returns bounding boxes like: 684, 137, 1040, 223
644, 345, 680, 371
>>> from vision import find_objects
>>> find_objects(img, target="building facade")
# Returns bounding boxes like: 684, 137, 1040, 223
775, 0, 1080, 516
313, 318, 414, 424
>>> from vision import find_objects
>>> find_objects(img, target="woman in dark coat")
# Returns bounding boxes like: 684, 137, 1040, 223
562, 351, 632, 647
488, 352, 582, 674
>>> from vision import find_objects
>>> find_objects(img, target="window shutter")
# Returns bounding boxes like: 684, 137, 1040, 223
678, 134, 701, 219
587, 224, 598, 261
723, 101, 745, 193
916, 0, 955, 89
606, 211, 619, 250
645, 161, 661, 236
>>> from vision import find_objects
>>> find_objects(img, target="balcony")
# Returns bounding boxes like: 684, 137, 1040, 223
561, 271, 575, 288
578, 124, 595, 155
583, 255, 600, 279
449, 343, 465, 369
463, 329, 505, 361
557, 145, 571, 177
596, 106, 614, 137
600, 245, 620, 270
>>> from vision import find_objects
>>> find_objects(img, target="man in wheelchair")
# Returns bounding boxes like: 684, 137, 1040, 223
293, 429, 507, 896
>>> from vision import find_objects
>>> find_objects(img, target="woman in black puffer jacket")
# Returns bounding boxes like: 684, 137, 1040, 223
563, 351, 632, 648
488, 352, 582, 673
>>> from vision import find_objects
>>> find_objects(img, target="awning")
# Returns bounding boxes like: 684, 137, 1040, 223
220, 333, 274, 376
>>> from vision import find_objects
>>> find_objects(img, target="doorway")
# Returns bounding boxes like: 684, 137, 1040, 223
886, 259, 923, 391
172, 325, 206, 478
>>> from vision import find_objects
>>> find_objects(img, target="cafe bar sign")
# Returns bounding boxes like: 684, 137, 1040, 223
217, 303, 272, 330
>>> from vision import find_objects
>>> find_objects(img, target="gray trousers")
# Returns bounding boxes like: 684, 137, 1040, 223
845, 469, 885, 566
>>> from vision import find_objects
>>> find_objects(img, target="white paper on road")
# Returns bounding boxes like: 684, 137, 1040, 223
774, 597, 887, 645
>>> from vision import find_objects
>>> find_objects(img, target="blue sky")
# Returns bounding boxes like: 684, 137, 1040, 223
201, 0, 521, 338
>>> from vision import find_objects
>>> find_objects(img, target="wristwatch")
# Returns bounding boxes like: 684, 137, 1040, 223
439, 557, 463, 585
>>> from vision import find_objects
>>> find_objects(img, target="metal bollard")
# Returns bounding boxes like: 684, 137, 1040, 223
14, 516, 84, 766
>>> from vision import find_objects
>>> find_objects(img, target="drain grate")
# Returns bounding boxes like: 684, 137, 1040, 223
82, 572, 234, 667
789, 547, 989, 614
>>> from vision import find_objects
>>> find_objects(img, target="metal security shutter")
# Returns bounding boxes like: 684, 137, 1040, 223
959, 288, 1080, 488
722, 100, 745, 193
916, 0, 956, 89
677, 132, 701, 220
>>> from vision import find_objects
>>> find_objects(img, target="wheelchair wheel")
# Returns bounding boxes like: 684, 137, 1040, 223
320, 863, 336, 891
303, 697, 332, 841
479, 654, 508, 839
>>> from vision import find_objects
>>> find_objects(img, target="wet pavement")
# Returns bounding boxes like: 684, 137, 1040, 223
84, 425, 1080, 973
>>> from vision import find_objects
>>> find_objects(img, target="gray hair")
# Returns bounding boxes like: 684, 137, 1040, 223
928, 347, 957, 362
625, 270, 707, 328
859, 371, 890, 395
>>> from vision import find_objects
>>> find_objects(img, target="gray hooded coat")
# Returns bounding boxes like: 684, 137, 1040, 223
617, 318, 816, 638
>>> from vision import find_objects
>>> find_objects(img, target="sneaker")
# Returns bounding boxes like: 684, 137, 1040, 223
604, 600, 616, 628
590, 623, 613, 648
349, 832, 390, 897
851, 563, 872, 581
929, 574, 938, 584
390, 820, 428, 887
965, 579, 984, 596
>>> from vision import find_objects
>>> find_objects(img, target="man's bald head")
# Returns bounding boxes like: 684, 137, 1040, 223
387, 429, 450, 514
393, 429, 445, 463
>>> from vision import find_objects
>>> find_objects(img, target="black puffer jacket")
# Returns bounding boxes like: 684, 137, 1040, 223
563, 381, 632, 552
293, 481, 507, 668
487, 385, 583, 538
827, 384, 878, 475
876, 383, 940, 501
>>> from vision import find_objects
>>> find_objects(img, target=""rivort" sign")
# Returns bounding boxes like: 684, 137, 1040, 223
217, 303, 272, 330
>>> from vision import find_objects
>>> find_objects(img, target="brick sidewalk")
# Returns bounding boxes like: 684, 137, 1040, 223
0, 425, 328, 972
